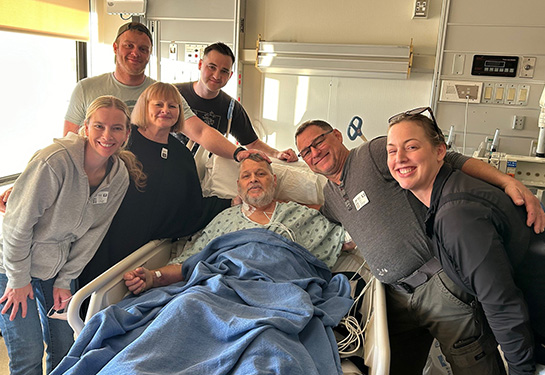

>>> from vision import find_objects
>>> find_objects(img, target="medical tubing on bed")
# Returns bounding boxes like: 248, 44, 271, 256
241, 201, 256, 216
337, 281, 373, 356
263, 211, 296, 242
337, 261, 374, 356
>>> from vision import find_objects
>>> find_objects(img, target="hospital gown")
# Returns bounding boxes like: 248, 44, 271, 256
171, 201, 344, 268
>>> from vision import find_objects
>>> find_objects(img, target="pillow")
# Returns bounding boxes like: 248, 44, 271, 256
199, 155, 327, 205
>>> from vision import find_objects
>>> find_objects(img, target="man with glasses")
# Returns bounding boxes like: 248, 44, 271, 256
295, 114, 545, 375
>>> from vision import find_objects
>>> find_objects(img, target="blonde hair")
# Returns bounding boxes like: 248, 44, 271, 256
82, 95, 147, 191
130, 82, 185, 133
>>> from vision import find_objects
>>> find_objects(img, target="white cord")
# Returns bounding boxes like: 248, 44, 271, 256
263, 210, 296, 242
336, 263, 375, 356
463, 96, 469, 154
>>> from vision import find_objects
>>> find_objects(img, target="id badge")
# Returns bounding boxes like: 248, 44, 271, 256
92, 191, 109, 205
353, 190, 369, 211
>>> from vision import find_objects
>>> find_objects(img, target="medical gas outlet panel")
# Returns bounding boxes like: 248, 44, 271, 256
439, 54, 535, 106
440, 81, 530, 106
474, 153, 545, 189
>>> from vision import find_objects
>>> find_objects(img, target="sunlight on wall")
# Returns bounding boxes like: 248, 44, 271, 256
294, 76, 309, 125
263, 77, 279, 121
265, 132, 277, 148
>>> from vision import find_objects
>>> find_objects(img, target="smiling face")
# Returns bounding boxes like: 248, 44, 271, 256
295, 125, 349, 184
387, 120, 446, 205
198, 50, 233, 95
146, 97, 180, 133
237, 158, 277, 207
85, 107, 130, 161
113, 29, 151, 77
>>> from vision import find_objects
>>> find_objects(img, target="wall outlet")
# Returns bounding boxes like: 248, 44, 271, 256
512, 115, 525, 130
439, 80, 483, 103
413, 0, 429, 18
455, 85, 479, 100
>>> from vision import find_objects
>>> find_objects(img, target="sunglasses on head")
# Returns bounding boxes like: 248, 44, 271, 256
388, 107, 443, 137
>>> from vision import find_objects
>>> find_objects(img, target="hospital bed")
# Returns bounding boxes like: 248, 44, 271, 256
66, 156, 390, 375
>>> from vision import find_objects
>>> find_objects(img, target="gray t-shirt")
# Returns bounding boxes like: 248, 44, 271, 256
320, 136, 469, 284
65, 73, 195, 127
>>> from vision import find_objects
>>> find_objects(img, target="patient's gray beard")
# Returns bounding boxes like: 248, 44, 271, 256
240, 186, 275, 208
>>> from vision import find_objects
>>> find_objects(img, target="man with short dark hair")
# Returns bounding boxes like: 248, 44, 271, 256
63, 23, 249, 162
175, 42, 298, 162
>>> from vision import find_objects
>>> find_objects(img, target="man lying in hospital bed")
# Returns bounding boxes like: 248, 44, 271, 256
52, 154, 382, 375
123, 153, 348, 296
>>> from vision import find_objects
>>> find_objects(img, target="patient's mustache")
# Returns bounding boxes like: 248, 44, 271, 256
247, 183, 264, 191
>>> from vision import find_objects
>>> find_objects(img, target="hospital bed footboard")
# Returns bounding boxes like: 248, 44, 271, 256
68, 241, 389, 375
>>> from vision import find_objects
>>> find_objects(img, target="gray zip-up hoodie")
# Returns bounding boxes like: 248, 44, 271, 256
0, 133, 129, 289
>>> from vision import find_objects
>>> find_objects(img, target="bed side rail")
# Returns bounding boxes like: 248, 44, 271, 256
68, 238, 173, 336
364, 278, 390, 375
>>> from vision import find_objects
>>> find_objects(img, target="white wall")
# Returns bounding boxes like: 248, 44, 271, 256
433, 0, 545, 156
241, 0, 444, 151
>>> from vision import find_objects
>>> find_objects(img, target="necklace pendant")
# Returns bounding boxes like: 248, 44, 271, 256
161, 147, 168, 159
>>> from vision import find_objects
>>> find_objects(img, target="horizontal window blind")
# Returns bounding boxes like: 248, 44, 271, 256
0, 0, 89, 41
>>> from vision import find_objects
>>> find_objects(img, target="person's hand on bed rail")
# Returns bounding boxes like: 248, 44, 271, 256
124, 264, 184, 295
124, 267, 154, 295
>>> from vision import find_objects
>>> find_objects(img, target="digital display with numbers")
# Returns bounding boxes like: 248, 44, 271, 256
472, 55, 519, 77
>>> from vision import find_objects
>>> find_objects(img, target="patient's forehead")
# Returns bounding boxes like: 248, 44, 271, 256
239, 159, 272, 176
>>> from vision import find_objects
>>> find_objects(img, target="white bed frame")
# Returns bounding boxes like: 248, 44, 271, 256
67, 153, 390, 374
67, 240, 390, 375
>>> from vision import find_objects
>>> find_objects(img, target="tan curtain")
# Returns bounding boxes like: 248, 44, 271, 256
0, 0, 89, 41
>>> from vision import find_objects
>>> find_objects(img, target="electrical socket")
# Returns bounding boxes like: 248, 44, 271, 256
440, 80, 482, 103
413, 0, 429, 18
455, 85, 479, 100
512, 115, 525, 130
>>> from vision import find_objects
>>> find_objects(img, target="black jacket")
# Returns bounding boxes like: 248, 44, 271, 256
425, 164, 540, 375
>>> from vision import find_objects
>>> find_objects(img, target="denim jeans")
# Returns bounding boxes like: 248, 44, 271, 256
0, 274, 75, 375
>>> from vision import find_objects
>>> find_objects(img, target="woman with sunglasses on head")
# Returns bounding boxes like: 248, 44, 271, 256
387, 109, 545, 375
0, 96, 143, 375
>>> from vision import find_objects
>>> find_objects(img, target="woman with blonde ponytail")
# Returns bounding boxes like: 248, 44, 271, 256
0, 95, 134, 375
81, 96, 146, 192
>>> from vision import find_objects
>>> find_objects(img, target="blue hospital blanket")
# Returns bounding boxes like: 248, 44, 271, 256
53, 228, 353, 375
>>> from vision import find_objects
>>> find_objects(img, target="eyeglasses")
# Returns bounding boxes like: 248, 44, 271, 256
116, 22, 153, 43
298, 129, 333, 159
388, 107, 443, 137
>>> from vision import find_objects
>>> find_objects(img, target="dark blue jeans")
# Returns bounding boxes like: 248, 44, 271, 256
0, 274, 75, 375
